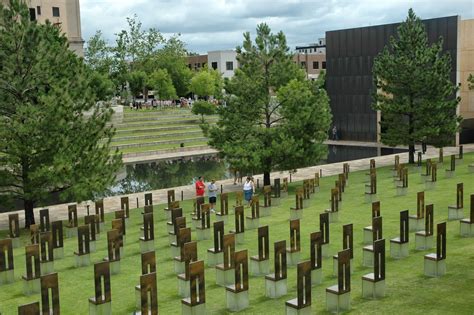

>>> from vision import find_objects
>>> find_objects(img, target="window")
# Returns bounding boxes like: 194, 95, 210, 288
313, 61, 319, 69
37, 6, 41, 15
29, 8, 36, 21
226, 61, 233, 71
211, 62, 218, 70
197, 63, 201, 68
322, 61, 326, 69
300, 61, 306, 68
52, 7, 60, 17
188, 64, 191, 69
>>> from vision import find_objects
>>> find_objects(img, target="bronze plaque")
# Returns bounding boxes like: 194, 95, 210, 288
310, 231, 322, 270
234, 205, 245, 233
76, 225, 90, 255
187, 260, 205, 306
95, 200, 105, 223
274, 240, 287, 281
39, 209, 50, 232
456, 183, 463, 209
372, 217, 383, 242
235, 191, 243, 206
106, 229, 121, 261
273, 178, 281, 198
282, 178, 288, 192
440, 148, 444, 163
417, 152, 422, 167
173, 216, 186, 236
114, 210, 126, 235
221, 233, 235, 270
314, 173, 320, 187
24, 244, 41, 280
8, 213, 20, 238
372, 201, 381, 218
18, 302, 40, 315
370, 159, 375, 169
84, 215, 98, 241
400, 210, 409, 243
296, 260, 312, 308
40, 231, 54, 262
144, 193, 153, 206
394, 155, 399, 169
250, 195, 260, 218
293, 187, 304, 210
142, 213, 154, 241
320, 213, 329, 245
41, 273, 60, 315
220, 193, 229, 215
0, 238, 14, 272
369, 173, 377, 194
200, 204, 211, 229
431, 163, 437, 182
303, 180, 310, 199
335, 180, 342, 201
288, 219, 300, 253
143, 204, 154, 214
141, 251, 156, 275
338, 174, 345, 193
193, 197, 204, 219
183, 241, 198, 280
257, 225, 269, 261
437, 222, 447, 260
111, 219, 124, 246
233, 250, 248, 292
120, 197, 130, 218
167, 189, 176, 207
343, 163, 350, 179
342, 224, 353, 259
212, 221, 224, 253
425, 204, 434, 236
68, 204, 78, 228
139, 272, 158, 315
417, 191, 425, 219
373, 239, 385, 281
30, 224, 40, 245
330, 188, 339, 212
91, 261, 111, 304
337, 248, 351, 293
178, 228, 192, 259
450, 154, 455, 171
169, 208, 183, 226
425, 159, 432, 176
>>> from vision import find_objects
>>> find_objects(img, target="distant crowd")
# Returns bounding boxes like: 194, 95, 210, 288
129, 97, 221, 110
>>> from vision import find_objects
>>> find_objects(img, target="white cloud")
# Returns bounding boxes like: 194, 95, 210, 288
80, 0, 474, 53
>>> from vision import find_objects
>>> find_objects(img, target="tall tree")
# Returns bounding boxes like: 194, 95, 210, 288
84, 31, 113, 76
0, 0, 122, 227
372, 9, 461, 163
190, 70, 216, 99
147, 69, 177, 100
208, 24, 331, 185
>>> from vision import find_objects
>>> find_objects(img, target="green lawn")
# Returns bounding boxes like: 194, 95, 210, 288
112, 133, 206, 146
1, 153, 474, 314
119, 141, 209, 154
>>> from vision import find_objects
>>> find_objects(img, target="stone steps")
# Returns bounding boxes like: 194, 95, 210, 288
115, 118, 217, 129
112, 130, 204, 143
115, 125, 200, 135
111, 137, 208, 150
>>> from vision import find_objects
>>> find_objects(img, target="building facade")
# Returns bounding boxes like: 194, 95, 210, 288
207, 50, 238, 79
293, 53, 326, 80
326, 16, 473, 144
1, 0, 84, 56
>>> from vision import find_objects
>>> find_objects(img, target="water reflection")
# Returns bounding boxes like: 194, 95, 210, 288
104, 156, 232, 196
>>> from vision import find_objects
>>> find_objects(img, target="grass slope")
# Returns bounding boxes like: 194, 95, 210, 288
1, 154, 474, 314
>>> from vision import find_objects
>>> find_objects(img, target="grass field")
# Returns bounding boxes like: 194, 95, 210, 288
1, 153, 474, 314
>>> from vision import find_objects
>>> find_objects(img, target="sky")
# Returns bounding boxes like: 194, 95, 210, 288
80, 0, 474, 54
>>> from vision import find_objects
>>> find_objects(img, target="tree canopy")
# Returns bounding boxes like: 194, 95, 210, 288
372, 8, 461, 163
207, 24, 331, 185
0, 0, 122, 227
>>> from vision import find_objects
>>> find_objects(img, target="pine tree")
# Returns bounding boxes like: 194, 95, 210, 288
208, 24, 331, 185
372, 9, 461, 163
0, 0, 122, 227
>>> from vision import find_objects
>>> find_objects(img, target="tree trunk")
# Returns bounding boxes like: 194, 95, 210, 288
24, 199, 35, 229
263, 171, 270, 186
408, 143, 415, 164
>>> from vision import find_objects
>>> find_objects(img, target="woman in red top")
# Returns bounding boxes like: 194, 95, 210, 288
195, 176, 205, 197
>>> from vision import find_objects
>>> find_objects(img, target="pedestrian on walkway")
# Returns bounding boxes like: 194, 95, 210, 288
243, 176, 255, 206
332, 125, 338, 140
195, 176, 205, 197
208, 179, 218, 212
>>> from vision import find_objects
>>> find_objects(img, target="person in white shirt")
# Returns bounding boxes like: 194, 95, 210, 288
208, 179, 218, 212
243, 176, 255, 206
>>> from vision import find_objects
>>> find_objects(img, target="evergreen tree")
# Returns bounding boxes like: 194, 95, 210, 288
208, 24, 331, 185
0, 0, 122, 227
372, 9, 461, 163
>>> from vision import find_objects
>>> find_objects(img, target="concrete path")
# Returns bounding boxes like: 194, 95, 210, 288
1, 144, 472, 230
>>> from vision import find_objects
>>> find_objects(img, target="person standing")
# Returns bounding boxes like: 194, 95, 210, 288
208, 179, 218, 212
195, 176, 205, 197
243, 176, 254, 206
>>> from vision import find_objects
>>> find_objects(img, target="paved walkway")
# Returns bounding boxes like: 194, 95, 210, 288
1, 144, 472, 230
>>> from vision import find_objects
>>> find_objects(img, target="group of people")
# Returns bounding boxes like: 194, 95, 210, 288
194, 176, 256, 210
